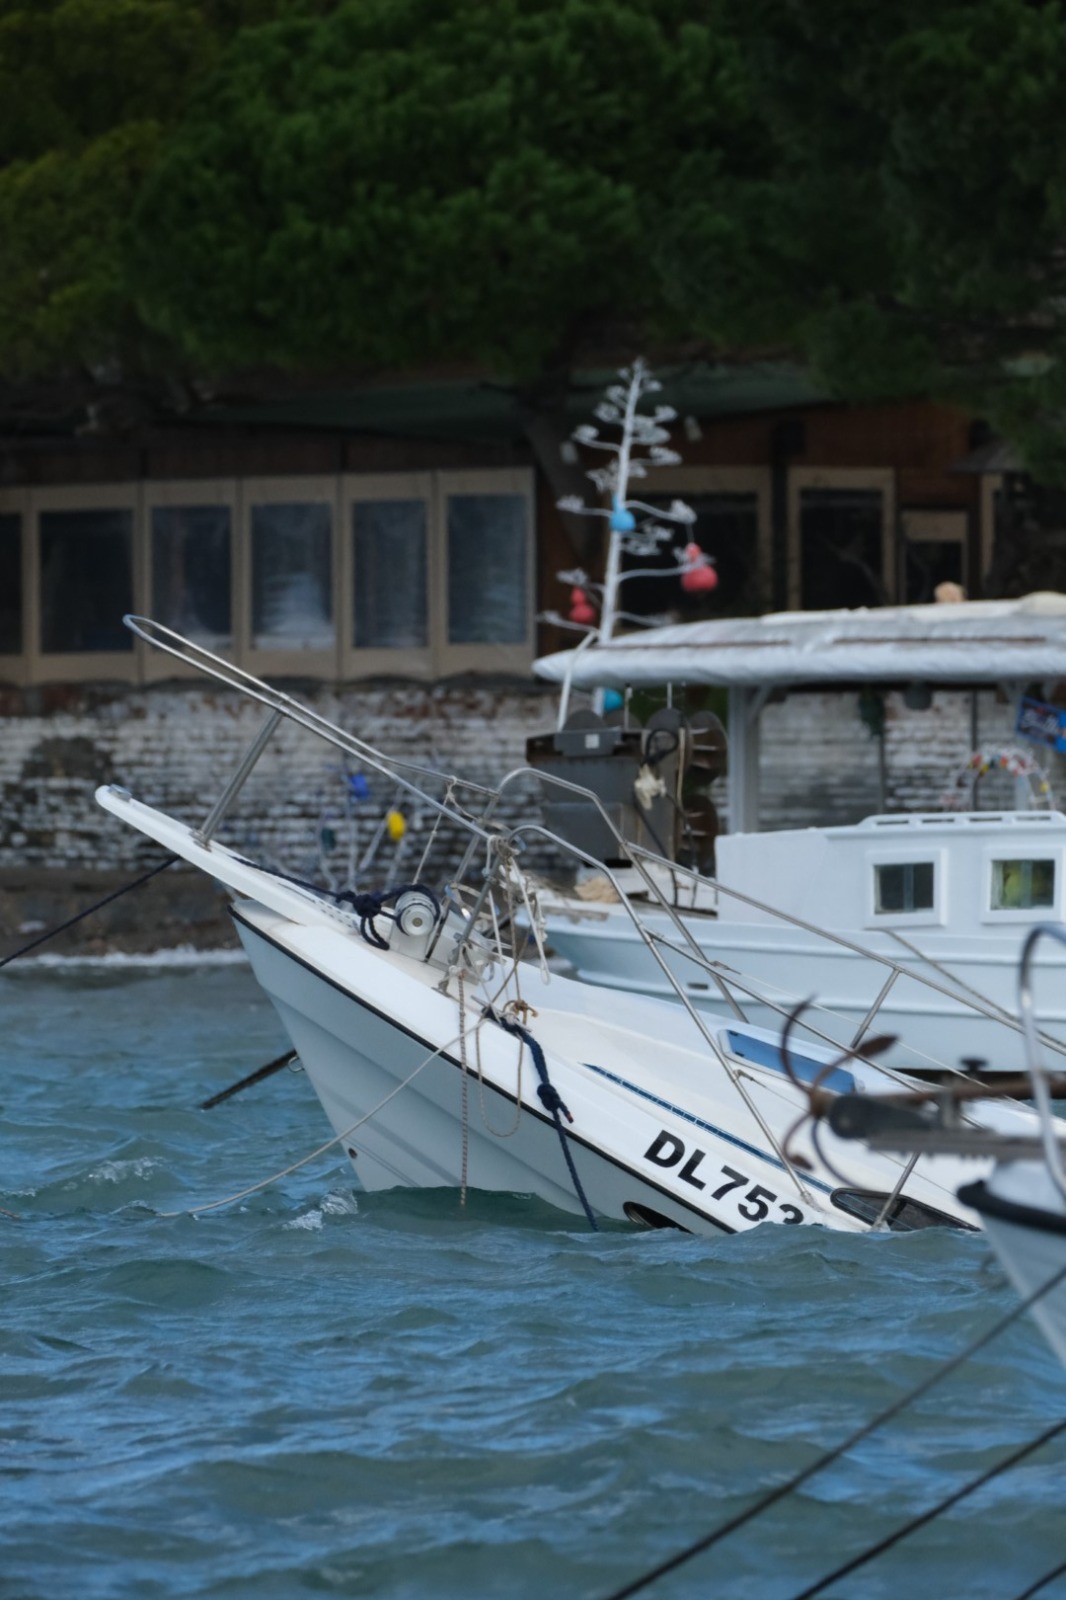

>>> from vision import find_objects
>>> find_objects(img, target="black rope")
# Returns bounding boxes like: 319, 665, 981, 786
789, 1415, 1066, 1600
0, 855, 177, 970
492, 1010, 598, 1231
337, 882, 442, 950
200, 1049, 299, 1110
599, 1255, 1066, 1600
1012, 1556, 1066, 1600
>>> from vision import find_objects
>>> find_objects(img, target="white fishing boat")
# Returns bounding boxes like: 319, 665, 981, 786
531, 598, 1066, 1075
95, 617, 1061, 1237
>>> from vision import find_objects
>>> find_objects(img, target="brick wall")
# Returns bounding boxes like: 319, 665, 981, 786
0, 680, 1054, 883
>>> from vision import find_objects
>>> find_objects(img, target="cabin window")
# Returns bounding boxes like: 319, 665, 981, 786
39, 508, 133, 653
151, 505, 232, 647
447, 492, 527, 644
250, 501, 334, 651
990, 858, 1056, 911
353, 499, 428, 650
874, 861, 934, 914
0, 512, 21, 653
800, 488, 885, 610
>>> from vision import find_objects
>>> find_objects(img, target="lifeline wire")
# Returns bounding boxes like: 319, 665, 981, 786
1013, 1556, 1066, 1600
599, 1255, 1066, 1600
0, 854, 176, 970
788, 1415, 1066, 1600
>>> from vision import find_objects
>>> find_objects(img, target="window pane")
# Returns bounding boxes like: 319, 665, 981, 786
0, 512, 21, 653
40, 508, 132, 653
625, 492, 759, 619
251, 502, 333, 651
447, 493, 527, 644
353, 500, 427, 649
151, 505, 232, 646
903, 538, 965, 605
991, 858, 1056, 910
800, 489, 884, 610
875, 861, 934, 914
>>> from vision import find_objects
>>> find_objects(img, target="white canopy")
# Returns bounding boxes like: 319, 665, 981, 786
534, 593, 1066, 692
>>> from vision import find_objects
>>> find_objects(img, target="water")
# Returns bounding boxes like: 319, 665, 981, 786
3, 961, 1065, 1600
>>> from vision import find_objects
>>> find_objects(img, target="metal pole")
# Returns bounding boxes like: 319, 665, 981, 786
195, 709, 283, 846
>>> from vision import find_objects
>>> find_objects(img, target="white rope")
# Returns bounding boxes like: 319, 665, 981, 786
158, 1029, 464, 1218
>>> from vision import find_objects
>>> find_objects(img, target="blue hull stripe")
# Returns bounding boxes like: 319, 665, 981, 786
582, 1060, 836, 1197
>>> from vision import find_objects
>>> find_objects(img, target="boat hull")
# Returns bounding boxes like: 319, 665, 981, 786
960, 1169, 1066, 1365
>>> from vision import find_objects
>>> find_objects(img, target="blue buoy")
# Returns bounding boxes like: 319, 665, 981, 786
603, 689, 624, 713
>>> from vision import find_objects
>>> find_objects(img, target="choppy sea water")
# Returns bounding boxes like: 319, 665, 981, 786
3, 960, 1066, 1600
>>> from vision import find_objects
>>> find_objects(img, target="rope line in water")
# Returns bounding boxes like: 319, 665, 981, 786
0, 855, 177, 970
1012, 1556, 1066, 1600
789, 1416, 1066, 1600
158, 1030, 464, 1217
600, 1256, 1066, 1600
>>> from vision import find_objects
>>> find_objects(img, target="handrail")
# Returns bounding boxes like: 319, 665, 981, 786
1018, 924, 1066, 1200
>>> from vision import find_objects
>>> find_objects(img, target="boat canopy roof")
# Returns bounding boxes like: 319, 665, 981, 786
534, 593, 1066, 692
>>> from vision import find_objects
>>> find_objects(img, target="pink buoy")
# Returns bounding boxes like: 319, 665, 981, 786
680, 544, 718, 593
569, 587, 598, 626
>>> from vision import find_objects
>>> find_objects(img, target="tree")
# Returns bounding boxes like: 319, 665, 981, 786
713, 0, 1066, 480
129, 0, 764, 387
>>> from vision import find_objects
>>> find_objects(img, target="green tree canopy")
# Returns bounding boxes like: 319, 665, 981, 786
129, 0, 763, 385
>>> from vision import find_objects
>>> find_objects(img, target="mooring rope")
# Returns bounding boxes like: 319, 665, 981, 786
1012, 1556, 1066, 1600
788, 1416, 1066, 1600
0, 854, 177, 970
600, 1255, 1066, 1600
157, 1028, 465, 1218
491, 1009, 598, 1231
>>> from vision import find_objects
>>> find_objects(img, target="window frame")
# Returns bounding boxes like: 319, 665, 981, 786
864, 847, 947, 929
898, 508, 969, 604
0, 488, 30, 685
632, 466, 772, 613
342, 472, 435, 680
982, 849, 1061, 923
436, 466, 536, 676
241, 475, 341, 679
31, 483, 141, 683
788, 467, 896, 611
143, 479, 238, 682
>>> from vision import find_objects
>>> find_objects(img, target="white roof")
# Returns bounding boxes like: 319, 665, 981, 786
534, 593, 1066, 691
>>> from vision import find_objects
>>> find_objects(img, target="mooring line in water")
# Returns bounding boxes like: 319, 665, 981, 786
1012, 1555, 1066, 1600
157, 1029, 466, 1218
788, 1416, 1066, 1600
200, 1049, 299, 1109
600, 1257, 1066, 1600
0, 855, 177, 970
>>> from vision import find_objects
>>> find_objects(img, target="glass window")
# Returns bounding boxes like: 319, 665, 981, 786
903, 537, 965, 605
874, 861, 934, 914
251, 502, 333, 651
353, 500, 427, 650
0, 512, 21, 653
800, 489, 884, 610
447, 493, 527, 645
151, 504, 232, 646
40, 508, 133, 652
991, 858, 1056, 911
623, 492, 760, 619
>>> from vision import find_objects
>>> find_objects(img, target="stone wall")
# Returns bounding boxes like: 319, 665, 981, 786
0, 678, 1059, 952
0, 678, 557, 880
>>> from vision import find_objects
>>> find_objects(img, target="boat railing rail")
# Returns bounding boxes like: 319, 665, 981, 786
127, 617, 1051, 1093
